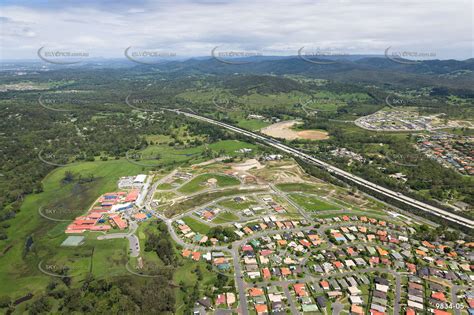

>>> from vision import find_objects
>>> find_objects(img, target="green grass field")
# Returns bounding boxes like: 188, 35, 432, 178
289, 193, 341, 212
138, 139, 259, 167
163, 188, 265, 217
0, 122, 262, 306
132, 220, 164, 270
153, 191, 178, 203
270, 195, 301, 216
181, 217, 211, 235
236, 119, 270, 131
212, 212, 239, 224
208, 139, 258, 153
178, 173, 240, 194
0, 138, 258, 298
0, 159, 144, 297
156, 182, 174, 190
277, 183, 322, 193
217, 197, 258, 211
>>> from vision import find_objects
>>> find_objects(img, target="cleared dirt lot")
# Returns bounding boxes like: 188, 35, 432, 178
232, 158, 264, 171
260, 120, 329, 140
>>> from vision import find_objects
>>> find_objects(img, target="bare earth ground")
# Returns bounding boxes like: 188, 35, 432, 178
232, 159, 264, 171
251, 160, 309, 184
260, 120, 329, 140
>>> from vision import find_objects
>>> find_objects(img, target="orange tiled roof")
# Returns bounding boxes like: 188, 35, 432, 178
431, 291, 446, 302
249, 287, 264, 297
255, 304, 268, 314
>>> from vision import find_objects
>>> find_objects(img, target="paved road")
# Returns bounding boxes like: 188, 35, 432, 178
97, 221, 140, 256
172, 110, 473, 230
149, 209, 250, 315
451, 285, 471, 315
231, 243, 249, 315
331, 301, 343, 315
171, 188, 271, 225
269, 183, 310, 220
127, 234, 140, 257
255, 267, 403, 314
142, 160, 416, 314
282, 283, 300, 315
393, 272, 401, 315
150, 185, 412, 315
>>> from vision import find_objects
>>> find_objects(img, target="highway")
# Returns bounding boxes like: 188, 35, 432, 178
170, 109, 473, 230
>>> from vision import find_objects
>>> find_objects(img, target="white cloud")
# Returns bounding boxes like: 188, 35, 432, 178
0, 0, 472, 60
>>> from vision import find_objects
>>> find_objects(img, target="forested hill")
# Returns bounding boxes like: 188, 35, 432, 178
3, 57, 473, 94
125, 56, 474, 94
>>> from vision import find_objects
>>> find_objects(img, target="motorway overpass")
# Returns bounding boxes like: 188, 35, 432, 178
171, 109, 473, 230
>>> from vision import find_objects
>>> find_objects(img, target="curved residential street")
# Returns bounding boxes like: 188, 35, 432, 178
93, 142, 458, 315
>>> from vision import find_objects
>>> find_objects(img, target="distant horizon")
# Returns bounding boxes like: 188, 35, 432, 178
1, 0, 472, 60
2, 53, 473, 63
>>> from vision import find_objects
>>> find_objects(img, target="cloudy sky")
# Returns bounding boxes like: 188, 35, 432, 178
1, 0, 473, 60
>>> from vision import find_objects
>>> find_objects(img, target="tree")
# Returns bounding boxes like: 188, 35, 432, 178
62, 171, 74, 184
27, 296, 51, 314
0, 296, 11, 308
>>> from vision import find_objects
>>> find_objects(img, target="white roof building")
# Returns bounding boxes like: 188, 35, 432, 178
375, 284, 389, 293
347, 286, 361, 295
203, 252, 212, 261
345, 260, 356, 268
349, 295, 363, 304
134, 174, 147, 183
407, 300, 424, 310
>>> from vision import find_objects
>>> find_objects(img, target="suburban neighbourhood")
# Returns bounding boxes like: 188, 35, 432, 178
416, 132, 474, 177
355, 108, 473, 132
60, 156, 473, 315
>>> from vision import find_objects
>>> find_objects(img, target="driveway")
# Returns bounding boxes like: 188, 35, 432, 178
331, 301, 343, 315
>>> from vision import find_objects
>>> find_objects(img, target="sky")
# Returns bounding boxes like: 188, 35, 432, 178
1, 0, 473, 60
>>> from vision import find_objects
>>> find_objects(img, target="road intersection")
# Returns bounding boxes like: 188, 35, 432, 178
138, 160, 425, 315
99, 120, 471, 313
